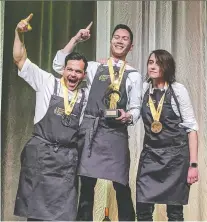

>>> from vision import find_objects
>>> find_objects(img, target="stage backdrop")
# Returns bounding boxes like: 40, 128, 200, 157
94, 1, 207, 221
1, 1, 96, 221
1, 1, 207, 221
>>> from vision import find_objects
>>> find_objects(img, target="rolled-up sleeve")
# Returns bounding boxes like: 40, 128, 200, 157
175, 84, 199, 132
53, 50, 68, 75
18, 58, 53, 91
126, 71, 143, 125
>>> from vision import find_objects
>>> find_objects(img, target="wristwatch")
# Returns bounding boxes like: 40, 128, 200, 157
190, 162, 198, 168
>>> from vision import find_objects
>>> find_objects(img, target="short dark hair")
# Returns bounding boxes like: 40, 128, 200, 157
112, 24, 133, 43
65, 52, 88, 71
147, 49, 176, 84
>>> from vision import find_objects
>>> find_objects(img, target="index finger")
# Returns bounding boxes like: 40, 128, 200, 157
24, 13, 33, 22
85, 21, 93, 30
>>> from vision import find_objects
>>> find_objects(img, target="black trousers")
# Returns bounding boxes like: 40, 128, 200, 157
136, 202, 184, 221
77, 176, 135, 221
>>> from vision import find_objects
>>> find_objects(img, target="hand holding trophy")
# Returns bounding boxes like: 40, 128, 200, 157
103, 58, 126, 119
104, 84, 122, 118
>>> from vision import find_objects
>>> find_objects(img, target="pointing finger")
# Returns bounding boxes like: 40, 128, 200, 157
85, 21, 93, 30
24, 13, 33, 22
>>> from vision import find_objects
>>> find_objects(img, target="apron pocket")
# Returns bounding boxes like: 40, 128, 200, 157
65, 149, 78, 184
38, 145, 78, 181
35, 174, 71, 217
21, 137, 41, 168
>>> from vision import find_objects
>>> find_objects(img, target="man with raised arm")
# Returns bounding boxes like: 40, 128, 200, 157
13, 14, 88, 221
53, 23, 142, 221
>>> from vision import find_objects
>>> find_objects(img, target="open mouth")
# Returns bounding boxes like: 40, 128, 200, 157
115, 45, 124, 50
67, 78, 79, 89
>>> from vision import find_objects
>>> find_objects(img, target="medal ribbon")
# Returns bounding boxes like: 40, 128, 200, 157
60, 77, 79, 115
107, 58, 126, 109
148, 82, 168, 122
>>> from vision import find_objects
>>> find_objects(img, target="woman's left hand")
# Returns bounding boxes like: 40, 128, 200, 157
187, 167, 199, 184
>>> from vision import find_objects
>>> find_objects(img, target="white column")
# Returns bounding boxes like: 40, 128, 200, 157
0, 0, 4, 212
148, 1, 156, 52
204, 0, 207, 168
0, 1, 5, 115
205, 1, 207, 114
94, 2, 113, 221
96, 1, 112, 59
158, 1, 172, 52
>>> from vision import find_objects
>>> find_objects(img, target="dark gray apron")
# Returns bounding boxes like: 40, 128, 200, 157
14, 79, 84, 220
136, 85, 190, 205
78, 65, 135, 185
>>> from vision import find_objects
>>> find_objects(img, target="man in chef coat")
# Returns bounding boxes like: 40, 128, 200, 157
13, 14, 88, 221
53, 22, 142, 221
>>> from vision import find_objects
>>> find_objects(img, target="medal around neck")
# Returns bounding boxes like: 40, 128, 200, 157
60, 77, 78, 127
148, 82, 168, 134
61, 114, 71, 127
151, 121, 162, 133
104, 58, 126, 119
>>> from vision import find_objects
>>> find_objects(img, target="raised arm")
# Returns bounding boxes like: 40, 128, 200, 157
63, 21, 93, 53
13, 13, 33, 70
13, 14, 54, 92
53, 22, 93, 74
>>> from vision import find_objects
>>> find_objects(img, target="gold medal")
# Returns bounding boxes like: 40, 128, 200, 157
148, 82, 168, 134
151, 121, 162, 133
60, 77, 79, 126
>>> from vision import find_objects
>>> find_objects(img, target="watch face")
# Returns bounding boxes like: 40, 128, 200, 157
191, 163, 198, 168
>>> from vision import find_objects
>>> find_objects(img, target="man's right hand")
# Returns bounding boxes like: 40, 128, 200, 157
16, 13, 33, 33
73, 21, 93, 43
13, 13, 33, 70
57, 21, 93, 64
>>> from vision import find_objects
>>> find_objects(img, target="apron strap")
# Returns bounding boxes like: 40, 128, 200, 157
79, 88, 85, 113
169, 84, 183, 122
83, 115, 100, 157
53, 78, 58, 96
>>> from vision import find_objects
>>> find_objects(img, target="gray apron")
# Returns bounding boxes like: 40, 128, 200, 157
78, 65, 134, 185
136, 85, 190, 205
14, 79, 85, 220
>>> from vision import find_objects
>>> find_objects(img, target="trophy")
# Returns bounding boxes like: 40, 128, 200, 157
104, 58, 126, 119
103, 84, 121, 119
